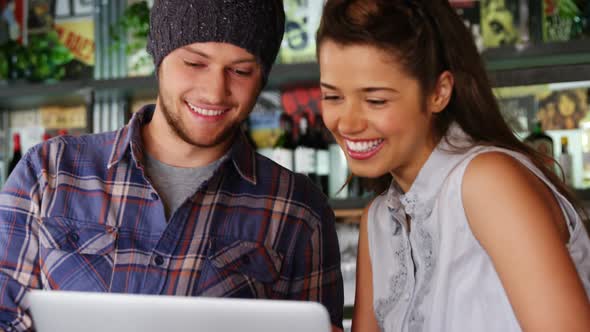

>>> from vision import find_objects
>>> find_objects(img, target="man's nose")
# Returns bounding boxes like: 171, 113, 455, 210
200, 69, 230, 104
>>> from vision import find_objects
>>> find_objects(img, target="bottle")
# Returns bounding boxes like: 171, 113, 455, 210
7, 133, 22, 178
524, 121, 554, 171
42, 132, 52, 142
581, 112, 590, 185
294, 114, 317, 183
273, 113, 296, 171
558, 136, 573, 187
313, 113, 330, 195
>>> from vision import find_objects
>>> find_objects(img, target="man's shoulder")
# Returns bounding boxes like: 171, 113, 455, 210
27, 130, 118, 151
25, 130, 121, 170
253, 152, 331, 218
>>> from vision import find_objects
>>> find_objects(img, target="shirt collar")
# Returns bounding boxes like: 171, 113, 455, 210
108, 104, 152, 169
229, 131, 257, 185
108, 104, 257, 184
387, 123, 473, 221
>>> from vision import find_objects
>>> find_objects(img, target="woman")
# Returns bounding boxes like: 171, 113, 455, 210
316, 0, 590, 331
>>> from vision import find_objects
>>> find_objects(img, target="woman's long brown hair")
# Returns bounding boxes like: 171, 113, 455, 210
316, 0, 585, 218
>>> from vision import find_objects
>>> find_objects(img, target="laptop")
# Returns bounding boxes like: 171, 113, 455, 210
25, 290, 332, 332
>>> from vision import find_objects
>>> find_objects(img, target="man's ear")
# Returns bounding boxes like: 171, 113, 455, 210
429, 71, 454, 114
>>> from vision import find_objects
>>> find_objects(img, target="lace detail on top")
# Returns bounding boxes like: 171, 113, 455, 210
408, 226, 435, 331
380, 182, 437, 331
374, 206, 409, 331
400, 192, 434, 221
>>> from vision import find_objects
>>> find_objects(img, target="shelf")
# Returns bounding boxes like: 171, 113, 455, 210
484, 39, 590, 87
329, 189, 590, 224
0, 62, 318, 110
483, 39, 590, 71
0, 80, 91, 109
329, 197, 371, 210
267, 62, 319, 89
90, 76, 157, 101
489, 63, 590, 88
2, 40, 590, 110
330, 197, 371, 224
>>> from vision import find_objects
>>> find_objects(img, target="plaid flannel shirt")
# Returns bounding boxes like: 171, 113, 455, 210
0, 105, 343, 331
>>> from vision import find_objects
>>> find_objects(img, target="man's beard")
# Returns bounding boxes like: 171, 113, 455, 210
158, 97, 240, 149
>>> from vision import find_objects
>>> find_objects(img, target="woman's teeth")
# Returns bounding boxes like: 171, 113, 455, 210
187, 102, 226, 116
345, 139, 384, 152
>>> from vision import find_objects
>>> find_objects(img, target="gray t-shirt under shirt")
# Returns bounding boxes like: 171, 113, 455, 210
143, 152, 227, 219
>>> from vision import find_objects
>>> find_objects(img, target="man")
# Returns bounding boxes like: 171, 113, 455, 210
0, 1, 344, 331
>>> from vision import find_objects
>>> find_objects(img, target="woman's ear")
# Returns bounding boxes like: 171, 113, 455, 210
429, 71, 454, 114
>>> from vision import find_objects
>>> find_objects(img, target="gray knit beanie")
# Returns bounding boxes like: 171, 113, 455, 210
147, 0, 285, 85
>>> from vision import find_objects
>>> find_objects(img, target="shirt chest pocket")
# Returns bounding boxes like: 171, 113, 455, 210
195, 239, 284, 297
38, 217, 117, 292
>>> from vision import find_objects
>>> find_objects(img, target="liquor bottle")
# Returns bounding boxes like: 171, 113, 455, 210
294, 114, 317, 183
313, 113, 330, 195
581, 112, 590, 186
7, 133, 22, 178
524, 121, 554, 171
542, 0, 585, 42
558, 136, 573, 186
273, 113, 296, 171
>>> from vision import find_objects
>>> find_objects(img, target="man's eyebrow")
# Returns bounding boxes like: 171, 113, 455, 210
183, 46, 258, 64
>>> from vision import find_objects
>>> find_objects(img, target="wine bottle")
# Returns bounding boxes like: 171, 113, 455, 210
581, 113, 590, 185
7, 133, 22, 178
558, 136, 573, 186
524, 121, 554, 171
273, 113, 296, 171
313, 113, 330, 195
294, 114, 317, 183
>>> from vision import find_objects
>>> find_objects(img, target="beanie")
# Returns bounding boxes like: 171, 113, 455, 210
147, 0, 285, 85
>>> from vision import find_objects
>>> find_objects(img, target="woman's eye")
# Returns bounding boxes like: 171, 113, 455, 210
321, 95, 341, 101
367, 99, 386, 105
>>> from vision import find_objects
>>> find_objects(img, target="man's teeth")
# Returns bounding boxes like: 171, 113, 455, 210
187, 102, 226, 116
345, 139, 383, 153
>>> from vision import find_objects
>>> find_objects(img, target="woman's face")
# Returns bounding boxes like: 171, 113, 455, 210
318, 40, 445, 186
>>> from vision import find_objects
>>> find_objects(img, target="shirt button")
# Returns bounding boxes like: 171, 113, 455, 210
68, 232, 80, 243
154, 255, 164, 266
241, 255, 251, 265
404, 292, 411, 301
151, 193, 159, 201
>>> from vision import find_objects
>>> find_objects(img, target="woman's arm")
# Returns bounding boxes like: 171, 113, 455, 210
351, 205, 380, 332
463, 152, 590, 331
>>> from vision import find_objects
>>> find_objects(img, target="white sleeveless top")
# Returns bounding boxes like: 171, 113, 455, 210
368, 126, 590, 332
